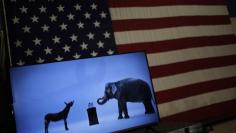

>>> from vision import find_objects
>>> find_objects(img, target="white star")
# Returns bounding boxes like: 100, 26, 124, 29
74, 4, 81, 11
22, 25, 31, 33
39, 6, 47, 13
77, 22, 84, 29
70, 34, 78, 42
12, 16, 20, 24
33, 38, 41, 45
49, 14, 57, 22
84, 12, 91, 19
16, 60, 25, 66
91, 3, 97, 10
80, 42, 88, 50
107, 49, 114, 55
73, 53, 81, 59
63, 45, 71, 52
36, 57, 45, 63
59, 23, 67, 30
87, 32, 94, 40
93, 21, 100, 28
55, 55, 63, 61
44, 47, 52, 54
14, 40, 22, 47
57, 5, 64, 12
97, 41, 104, 48
19, 6, 28, 13
41, 24, 50, 32
67, 13, 75, 20
104, 31, 111, 38
52, 36, 60, 44
31, 15, 39, 23
24, 48, 33, 56
100, 11, 107, 18
90, 51, 98, 57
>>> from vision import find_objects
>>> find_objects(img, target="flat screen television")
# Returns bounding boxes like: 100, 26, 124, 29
10, 52, 160, 133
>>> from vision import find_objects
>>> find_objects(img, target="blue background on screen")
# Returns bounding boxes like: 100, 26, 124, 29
10, 52, 159, 133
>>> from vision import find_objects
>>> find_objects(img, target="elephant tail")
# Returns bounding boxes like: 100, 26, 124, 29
148, 86, 157, 113
151, 95, 157, 113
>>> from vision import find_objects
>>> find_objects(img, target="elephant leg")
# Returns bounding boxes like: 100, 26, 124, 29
118, 101, 123, 119
143, 101, 149, 114
120, 99, 129, 119
148, 100, 155, 113
64, 119, 69, 130
123, 102, 129, 119
144, 100, 155, 114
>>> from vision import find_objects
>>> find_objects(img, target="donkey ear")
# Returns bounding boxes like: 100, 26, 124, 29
64, 102, 67, 105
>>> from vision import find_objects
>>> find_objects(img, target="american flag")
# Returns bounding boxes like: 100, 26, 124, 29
108, 0, 236, 122
227, 0, 236, 35
4, 0, 117, 66
3, 0, 236, 123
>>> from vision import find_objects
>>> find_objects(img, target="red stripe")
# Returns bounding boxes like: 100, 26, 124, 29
112, 16, 230, 32
155, 77, 236, 103
151, 55, 236, 78
108, 0, 226, 7
161, 99, 236, 122
117, 35, 236, 53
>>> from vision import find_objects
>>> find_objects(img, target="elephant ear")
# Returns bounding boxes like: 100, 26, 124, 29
105, 83, 111, 93
111, 84, 117, 95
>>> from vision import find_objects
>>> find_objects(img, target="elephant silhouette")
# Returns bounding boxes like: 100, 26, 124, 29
97, 78, 155, 119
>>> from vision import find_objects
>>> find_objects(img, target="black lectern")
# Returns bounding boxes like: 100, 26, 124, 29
87, 107, 99, 126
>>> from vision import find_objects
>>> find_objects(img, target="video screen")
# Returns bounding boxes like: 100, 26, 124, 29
10, 52, 160, 133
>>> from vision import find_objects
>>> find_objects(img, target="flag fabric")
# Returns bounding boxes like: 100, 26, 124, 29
227, 0, 236, 35
3, 0, 236, 123
4, 0, 117, 67
108, 0, 236, 122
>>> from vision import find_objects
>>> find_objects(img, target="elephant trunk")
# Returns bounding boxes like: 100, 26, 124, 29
97, 96, 108, 105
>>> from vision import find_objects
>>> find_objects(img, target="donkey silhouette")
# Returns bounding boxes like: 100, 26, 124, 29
44, 101, 74, 133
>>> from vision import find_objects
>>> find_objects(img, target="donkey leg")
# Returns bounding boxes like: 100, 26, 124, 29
45, 120, 49, 133
64, 119, 69, 130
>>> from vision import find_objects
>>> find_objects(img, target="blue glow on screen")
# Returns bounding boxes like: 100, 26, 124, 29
10, 52, 160, 133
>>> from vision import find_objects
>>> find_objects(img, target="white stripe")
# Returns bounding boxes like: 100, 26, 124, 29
110, 5, 228, 20
147, 44, 236, 67
115, 25, 233, 45
153, 65, 236, 92
230, 17, 236, 35
158, 87, 236, 117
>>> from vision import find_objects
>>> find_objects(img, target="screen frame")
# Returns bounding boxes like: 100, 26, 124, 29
9, 51, 161, 133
